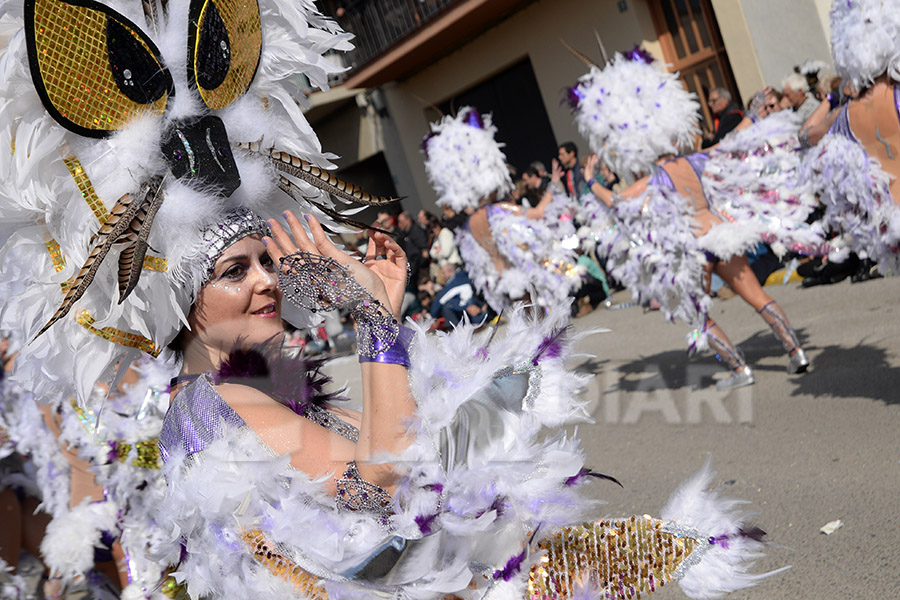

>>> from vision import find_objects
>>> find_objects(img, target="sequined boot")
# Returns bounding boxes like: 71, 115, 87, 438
704, 321, 755, 390
758, 301, 809, 374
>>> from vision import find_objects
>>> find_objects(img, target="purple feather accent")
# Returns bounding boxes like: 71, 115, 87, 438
213, 337, 344, 416
624, 44, 654, 64
565, 467, 624, 488
421, 132, 436, 159
493, 548, 527, 581
708, 526, 767, 548
531, 327, 568, 365
415, 513, 439, 535
476, 495, 508, 519
564, 85, 585, 110
464, 108, 484, 129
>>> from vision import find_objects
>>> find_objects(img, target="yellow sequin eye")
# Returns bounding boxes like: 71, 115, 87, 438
25, 0, 173, 138
188, 0, 262, 111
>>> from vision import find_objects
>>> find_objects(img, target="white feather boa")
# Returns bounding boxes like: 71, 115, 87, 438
801, 128, 900, 274
701, 111, 828, 260
155, 307, 599, 599
589, 183, 710, 324
453, 205, 584, 313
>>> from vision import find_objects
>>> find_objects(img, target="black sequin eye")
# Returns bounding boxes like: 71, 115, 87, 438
195, 0, 230, 90
25, 0, 173, 138
188, 0, 262, 111
106, 17, 170, 105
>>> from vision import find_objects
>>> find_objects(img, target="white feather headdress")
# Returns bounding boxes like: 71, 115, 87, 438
567, 48, 700, 181
0, 0, 386, 401
422, 107, 513, 212
830, 0, 900, 91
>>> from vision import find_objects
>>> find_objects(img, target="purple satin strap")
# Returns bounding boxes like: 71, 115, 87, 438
359, 325, 412, 368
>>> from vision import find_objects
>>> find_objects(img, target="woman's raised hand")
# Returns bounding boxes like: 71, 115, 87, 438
361, 230, 407, 320
265, 211, 406, 320
583, 154, 599, 182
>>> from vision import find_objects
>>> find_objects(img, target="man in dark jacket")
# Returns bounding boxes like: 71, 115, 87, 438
397, 210, 429, 291
701, 87, 743, 148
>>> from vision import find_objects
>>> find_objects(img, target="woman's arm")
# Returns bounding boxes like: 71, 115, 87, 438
803, 104, 840, 147
582, 155, 648, 206
267, 213, 416, 493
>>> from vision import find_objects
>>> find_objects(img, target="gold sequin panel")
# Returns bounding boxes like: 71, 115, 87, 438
77, 309, 161, 357
29, 0, 168, 134
528, 517, 699, 600
191, 0, 262, 110
242, 530, 328, 599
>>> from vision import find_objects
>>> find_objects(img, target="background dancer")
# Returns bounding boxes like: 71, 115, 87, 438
571, 48, 811, 389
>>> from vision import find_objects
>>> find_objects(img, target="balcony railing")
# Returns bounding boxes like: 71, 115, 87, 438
323, 0, 459, 73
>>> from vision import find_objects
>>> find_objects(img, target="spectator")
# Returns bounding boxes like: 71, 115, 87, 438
529, 161, 548, 177
522, 165, 550, 205
427, 215, 462, 282
781, 72, 819, 123
557, 142, 585, 200
374, 211, 396, 233
430, 264, 488, 327
701, 87, 744, 148
397, 210, 429, 289
441, 204, 468, 231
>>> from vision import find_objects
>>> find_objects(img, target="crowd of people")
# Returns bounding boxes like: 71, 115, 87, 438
1, 0, 898, 598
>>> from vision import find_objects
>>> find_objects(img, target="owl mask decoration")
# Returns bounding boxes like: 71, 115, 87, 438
21, 0, 398, 339
0, 0, 394, 401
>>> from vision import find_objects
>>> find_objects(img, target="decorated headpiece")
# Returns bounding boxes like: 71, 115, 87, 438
0, 0, 398, 402
829, 0, 900, 91
198, 208, 270, 284
566, 46, 700, 181
421, 107, 513, 212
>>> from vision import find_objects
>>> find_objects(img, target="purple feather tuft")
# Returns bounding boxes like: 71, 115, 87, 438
464, 108, 484, 129
624, 44, 654, 64
213, 337, 345, 416
564, 85, 585, 110
415, 513, 440, 535
493, 548, 527, 581
532, 327, 568, 365
421, 132, 436, 159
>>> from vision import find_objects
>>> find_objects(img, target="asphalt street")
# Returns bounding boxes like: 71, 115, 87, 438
326, 274, 900, 599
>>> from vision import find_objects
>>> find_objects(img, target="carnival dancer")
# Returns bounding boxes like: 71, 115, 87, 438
0, 0, 785, 596
422, 108, 584, 313
570, 48, 811, 389
800, 0, 900, 275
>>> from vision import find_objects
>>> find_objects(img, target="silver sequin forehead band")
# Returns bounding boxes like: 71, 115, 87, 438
199, 208, 270, 284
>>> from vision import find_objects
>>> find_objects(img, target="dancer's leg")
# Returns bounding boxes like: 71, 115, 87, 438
704, 318, 755, 390
714, 255, 809, 373
713, 255, 773, 311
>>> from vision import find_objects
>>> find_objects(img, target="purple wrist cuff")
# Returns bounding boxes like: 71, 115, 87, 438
359, 325, 412, 368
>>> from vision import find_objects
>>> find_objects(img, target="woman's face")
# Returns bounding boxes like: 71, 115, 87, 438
764, 93, 782, 116
186, 235, 283, 357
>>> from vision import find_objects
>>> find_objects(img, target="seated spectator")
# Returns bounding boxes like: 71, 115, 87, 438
427, 215, 462, 282
701, 87, 744, 148
781, 72, 819, 122
430, 264, 488, 327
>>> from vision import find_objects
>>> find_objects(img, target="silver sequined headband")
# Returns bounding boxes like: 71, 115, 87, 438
199, 208, 270, 285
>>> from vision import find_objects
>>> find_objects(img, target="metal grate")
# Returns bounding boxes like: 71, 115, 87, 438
323, 0, 458, 72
